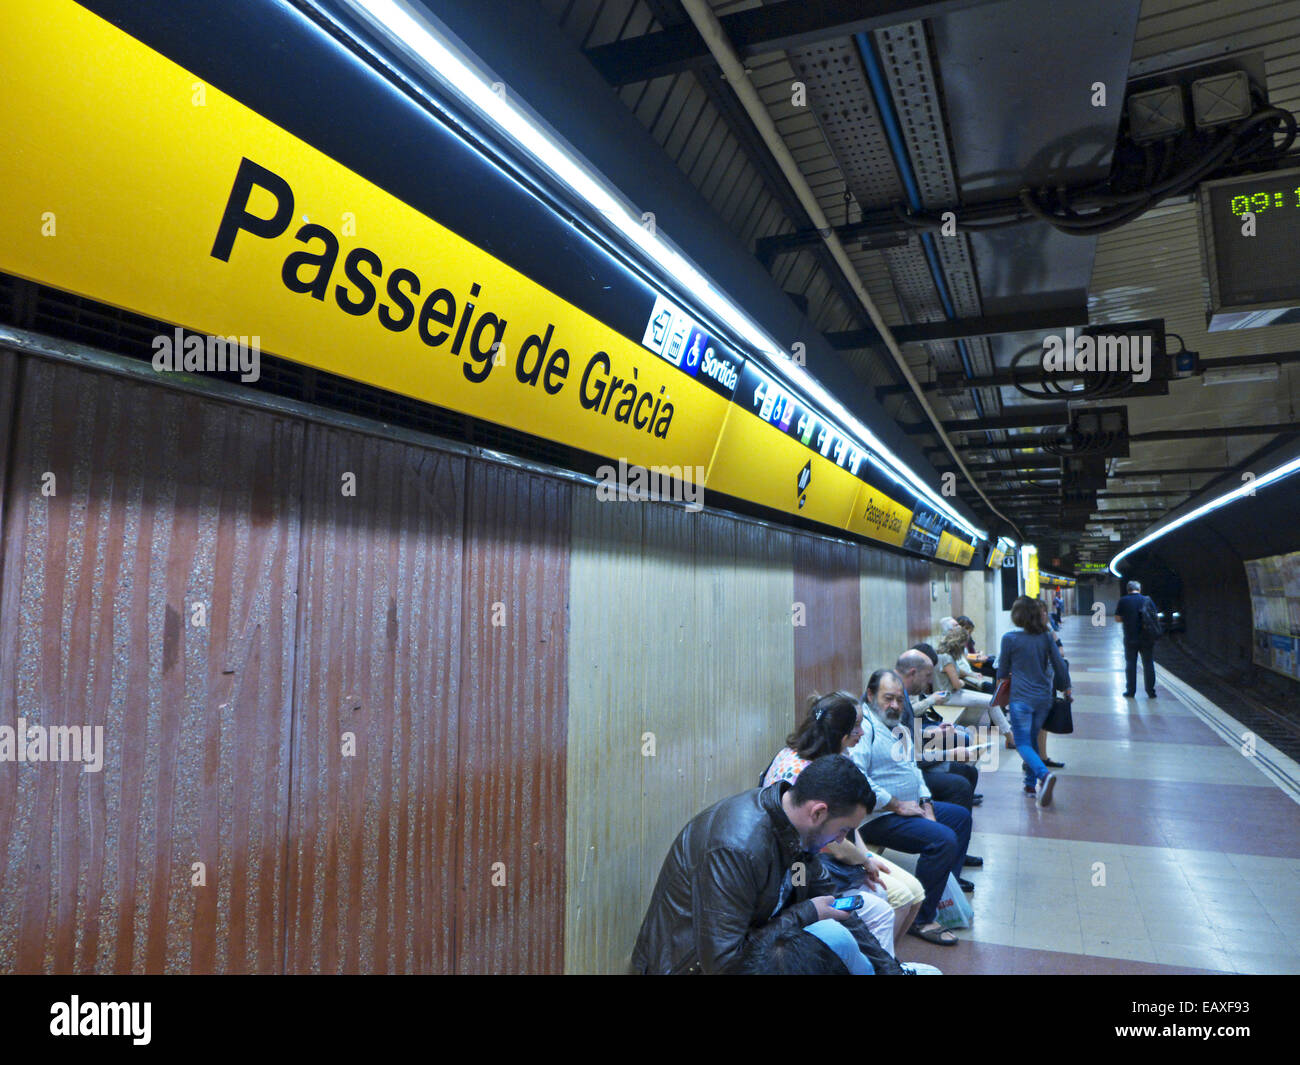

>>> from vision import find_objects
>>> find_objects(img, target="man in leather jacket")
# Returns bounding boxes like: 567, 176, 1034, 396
630, 755, 904, 974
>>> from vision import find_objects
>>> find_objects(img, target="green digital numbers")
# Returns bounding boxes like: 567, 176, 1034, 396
1229, 188, 1300, 215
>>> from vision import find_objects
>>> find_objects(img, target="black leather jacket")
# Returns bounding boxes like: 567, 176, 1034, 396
630, 782, 901, 974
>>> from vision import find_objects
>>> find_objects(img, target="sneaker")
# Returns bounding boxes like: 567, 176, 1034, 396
1147, 691, 1157, 698
1122, 691, 1135, 698
900, 961, 944, 975
1036, 772, 1057, 808
1023, 783, 1035, 795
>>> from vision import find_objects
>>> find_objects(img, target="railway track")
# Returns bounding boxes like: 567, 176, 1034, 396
1158, 636, 1300, 763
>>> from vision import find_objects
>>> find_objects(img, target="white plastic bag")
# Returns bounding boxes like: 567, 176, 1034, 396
934, 872, 974, 930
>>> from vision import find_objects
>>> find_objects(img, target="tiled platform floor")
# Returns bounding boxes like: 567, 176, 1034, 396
888, 616, 1300, 975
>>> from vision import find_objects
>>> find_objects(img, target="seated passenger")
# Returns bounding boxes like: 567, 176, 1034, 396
631, 756, 905, 974
850, 669, 974, 947
904, 642, 958, 728
937, 617, 991, 692
761, 692, 926, 954
895, 649, 983, 819
937, 625, 1014, 745
956, 615, 997, 678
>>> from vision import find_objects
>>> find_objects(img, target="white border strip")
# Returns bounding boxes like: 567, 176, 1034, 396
1155, 663, 1300, 806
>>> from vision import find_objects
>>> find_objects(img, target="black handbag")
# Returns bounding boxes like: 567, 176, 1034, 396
1044, 695, 1074, 735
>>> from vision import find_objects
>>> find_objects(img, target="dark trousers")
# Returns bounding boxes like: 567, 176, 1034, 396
1124, 638, 1155, 695
858, 802, 972, 926
921, 763, 977, 809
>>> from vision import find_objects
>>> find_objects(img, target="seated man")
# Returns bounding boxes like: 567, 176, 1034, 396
631, 755, 905, 975
850, 669, 974, 947
897, 648, 982, 816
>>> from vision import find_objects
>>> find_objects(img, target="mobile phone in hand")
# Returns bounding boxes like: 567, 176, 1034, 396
831, 894, 865, 911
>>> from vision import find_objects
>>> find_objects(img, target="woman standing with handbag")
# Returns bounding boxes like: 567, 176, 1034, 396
936, 626, 1016, 748
1036, 600, 1067, 769
998, 596, 1073, 807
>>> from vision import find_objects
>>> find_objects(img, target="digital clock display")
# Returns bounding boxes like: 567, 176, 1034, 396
1201, 167, 1300, 312
1227, 189, 1300, 214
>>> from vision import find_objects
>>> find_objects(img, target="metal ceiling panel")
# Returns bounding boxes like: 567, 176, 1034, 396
786, 38, 907, 206
932, 0, 1143, 198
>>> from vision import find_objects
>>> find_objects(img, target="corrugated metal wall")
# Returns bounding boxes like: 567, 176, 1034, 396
1, 349, 964, 974
0, 358, 301, 973
563, 493, 798, 973
0, 354, 572, 974
861, 549, 909, 680
0, 352, 14, 559
905, 557, 932, 644
793, 537, 863, 714
455, 461, 570, 975
283, 428, 465, 974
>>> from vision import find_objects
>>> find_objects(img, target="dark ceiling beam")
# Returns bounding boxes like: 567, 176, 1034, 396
826, 306, 1087, 350
885, 351, 1300, 404
1111, 466, 1226, 477
944, 408, 1071, 434
901, 409, 1068, 436
1129, 423, 1300, 443
958, 458, 1061, 472
756, 195, 1029, 260
1198, 349, 1300, 371
1096, 491, 1190, 499
953, 422, 1300, 452
584, 0, 1003, 85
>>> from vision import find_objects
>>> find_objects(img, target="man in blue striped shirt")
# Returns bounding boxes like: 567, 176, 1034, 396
850, 669, 973, 947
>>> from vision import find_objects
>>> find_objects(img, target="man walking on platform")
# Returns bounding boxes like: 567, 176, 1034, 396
1114, 580, 1159, 698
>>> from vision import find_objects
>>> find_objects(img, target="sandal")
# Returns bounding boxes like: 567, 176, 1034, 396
906, 923, 959, 946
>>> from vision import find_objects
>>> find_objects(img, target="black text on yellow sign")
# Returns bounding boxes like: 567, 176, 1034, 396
211, 157, 685, 437
0, 0, 954, 559
0, 0, 731, 478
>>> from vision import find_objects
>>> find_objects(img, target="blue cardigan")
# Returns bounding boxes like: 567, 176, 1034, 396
997, 628, 1071, 709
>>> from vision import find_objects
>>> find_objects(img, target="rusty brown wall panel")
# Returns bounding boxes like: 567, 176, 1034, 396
0, 350, 15, 565
0, 357, 301, 974
792, 535, 862, 718
284, 427, 464, 974
905, 558, 933, 646
456, 461, 569, 974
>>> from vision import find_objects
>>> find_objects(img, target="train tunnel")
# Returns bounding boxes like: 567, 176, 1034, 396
2, 0, 1299, 1010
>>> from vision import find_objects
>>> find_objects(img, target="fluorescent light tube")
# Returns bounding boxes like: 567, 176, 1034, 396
1202, 365, 1280, 386
1110, 452, 1300, 575
327, 0, 987, 542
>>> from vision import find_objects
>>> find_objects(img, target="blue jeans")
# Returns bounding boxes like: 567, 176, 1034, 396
1009, 699, 1051, 787
858, 802, 972, 926
804, 920, 874, 974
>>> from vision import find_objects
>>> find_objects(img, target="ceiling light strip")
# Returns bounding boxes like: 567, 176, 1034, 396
1109, 453, 1300, 575
326, 0, 991, 541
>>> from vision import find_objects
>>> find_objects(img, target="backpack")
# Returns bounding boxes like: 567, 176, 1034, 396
1139, 597, 1164, 641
